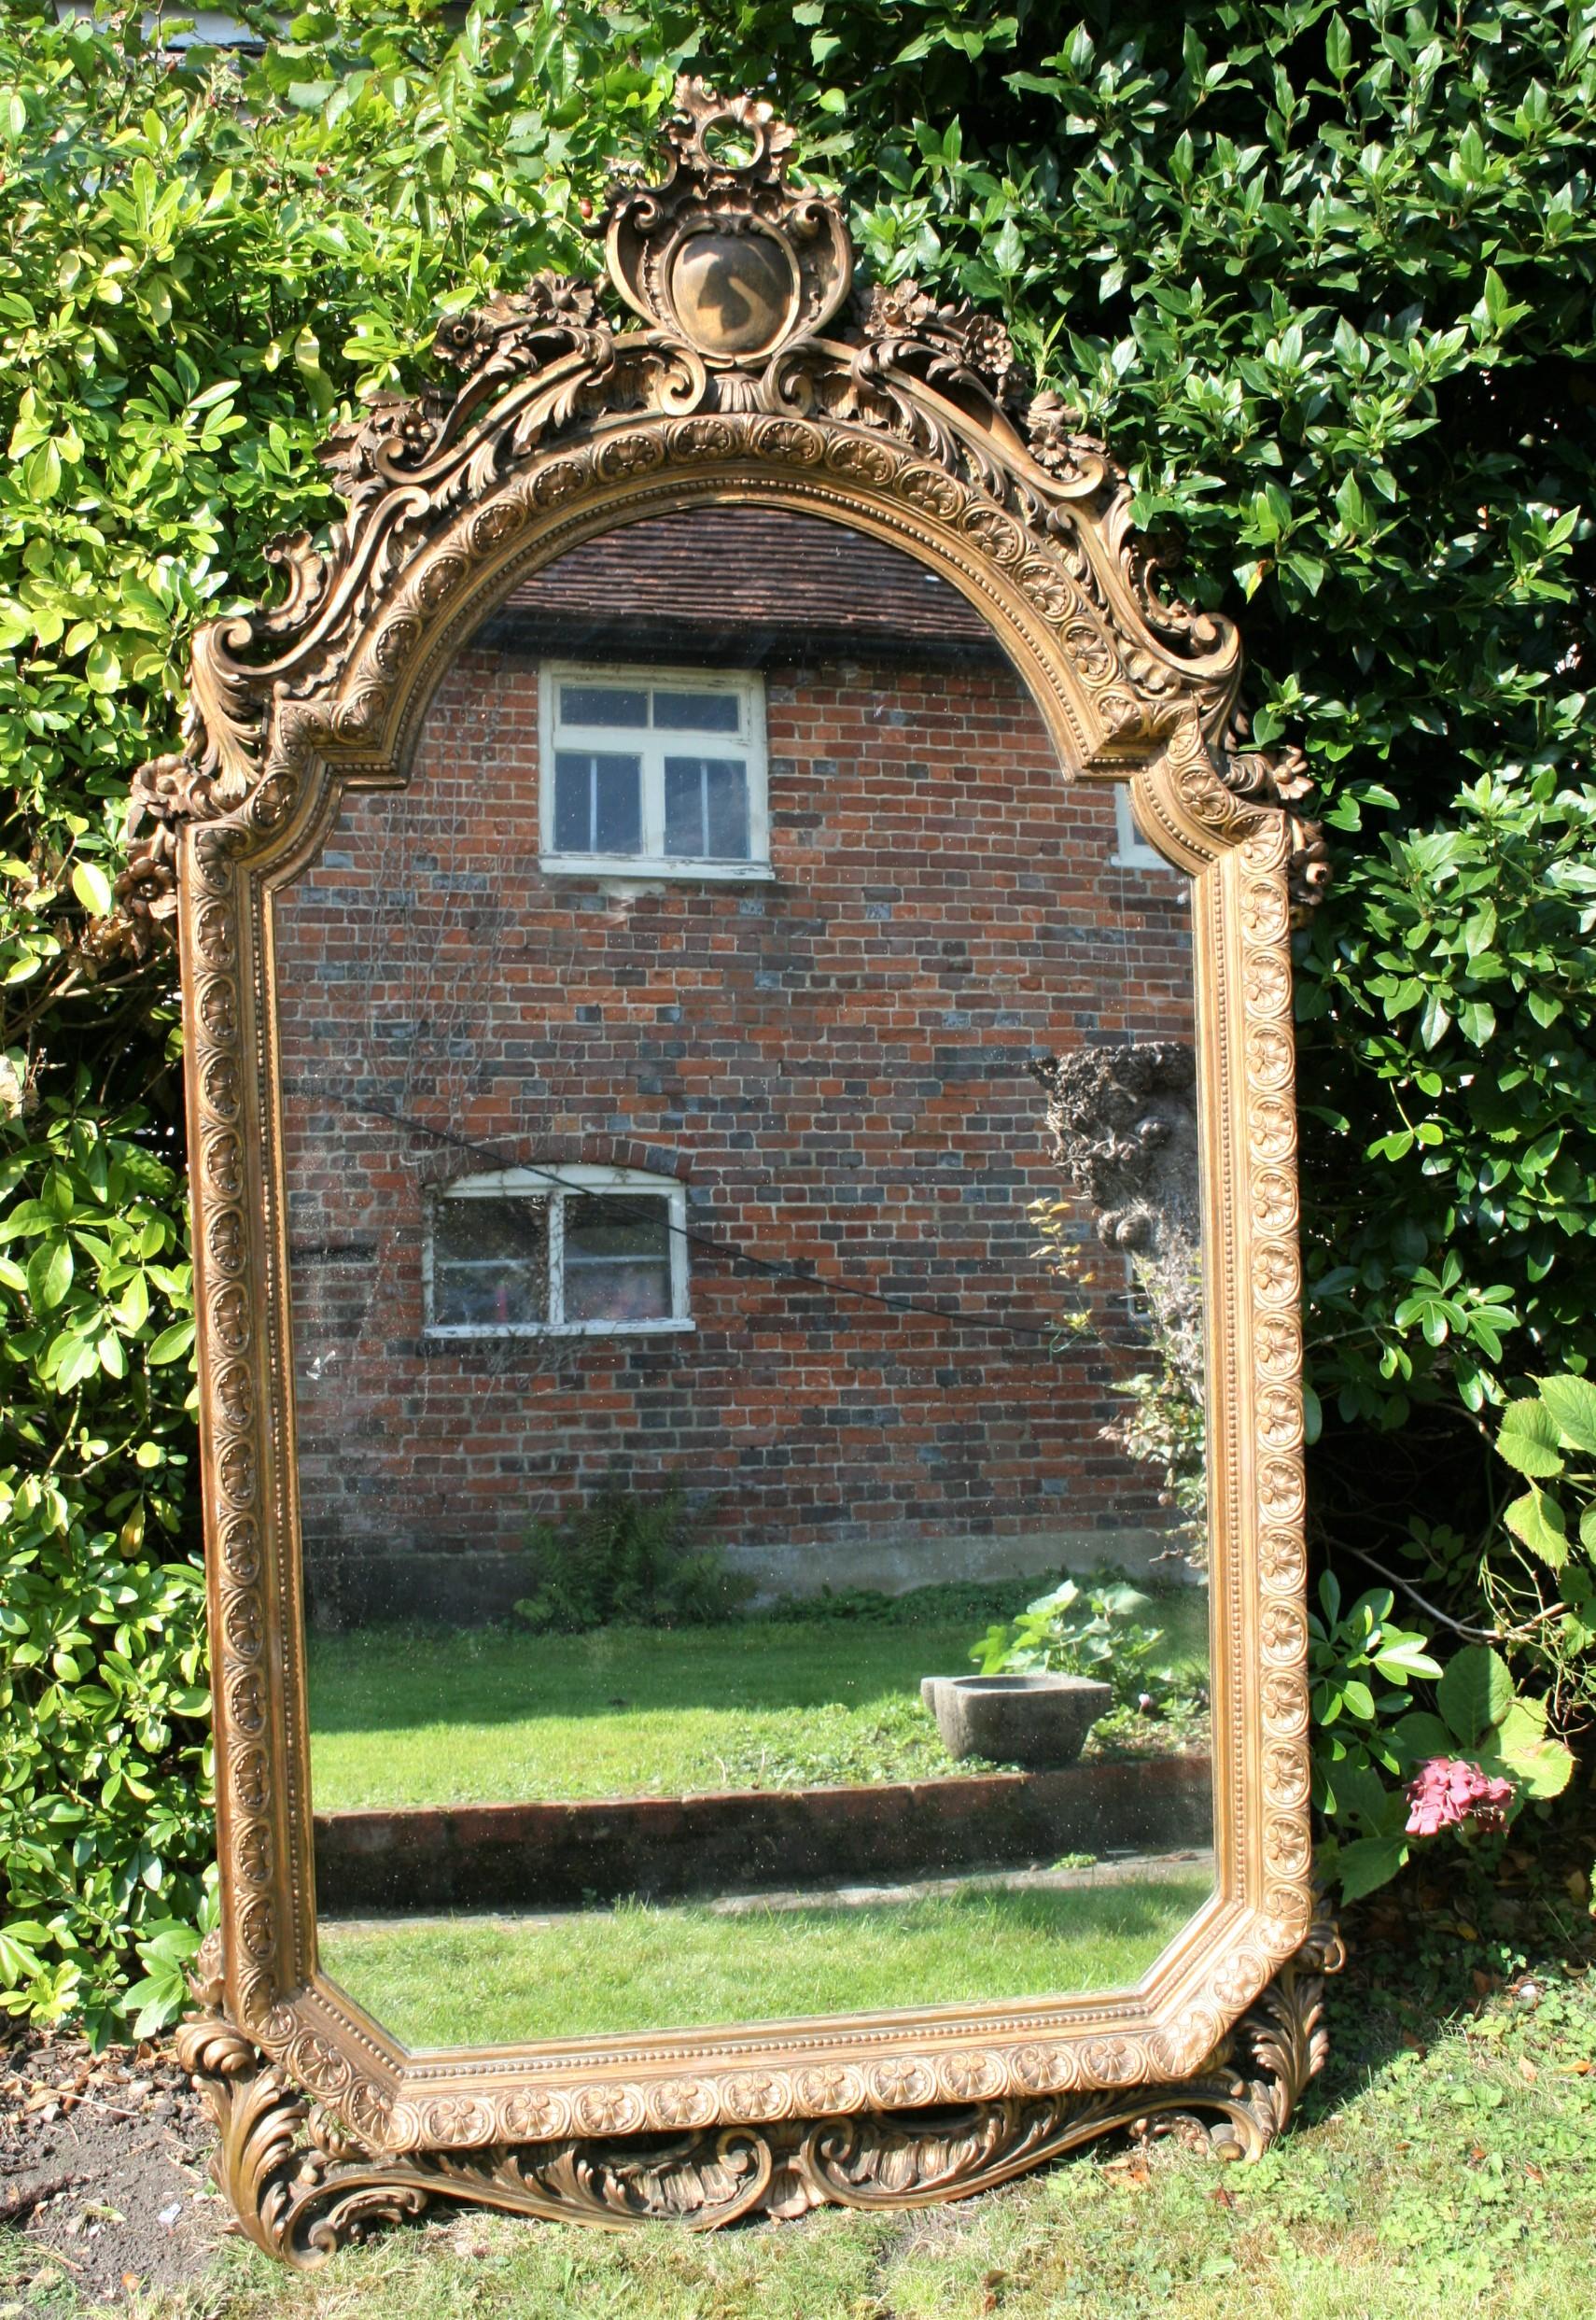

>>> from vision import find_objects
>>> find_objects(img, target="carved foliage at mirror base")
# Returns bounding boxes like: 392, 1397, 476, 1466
176, 1920, 1342, 2266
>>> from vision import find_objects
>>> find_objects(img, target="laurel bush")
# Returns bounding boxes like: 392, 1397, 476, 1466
1, 0, 1592, 2025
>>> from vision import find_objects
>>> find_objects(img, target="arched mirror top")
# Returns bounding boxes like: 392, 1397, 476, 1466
121, 76, 1325, 949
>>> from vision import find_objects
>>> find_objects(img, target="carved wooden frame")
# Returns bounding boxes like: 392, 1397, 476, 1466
125, 80, 1337, 2262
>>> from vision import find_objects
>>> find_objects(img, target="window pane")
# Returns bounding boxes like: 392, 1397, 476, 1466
651, 688, 741, 734
435, 1195, 548, 1265
592, 753, 642, 854
663, 758, 705, 858
564, 1195, 672, 1322
564, 1196, 670, 1262
563, 1259, 671, 1322
434, 1266, 544, 1327
703, 757, 751, 859
664, 756, 749, 860
560, 684, 647, 727
433, 1196, 547, 1326
553, 752, 592, 852
554, 752, 641, 855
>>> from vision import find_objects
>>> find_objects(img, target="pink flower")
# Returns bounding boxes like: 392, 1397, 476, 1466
1405, 1756, 1515, 1838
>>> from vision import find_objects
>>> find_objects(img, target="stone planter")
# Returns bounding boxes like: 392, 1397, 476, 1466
921, 1672, 1113, 1770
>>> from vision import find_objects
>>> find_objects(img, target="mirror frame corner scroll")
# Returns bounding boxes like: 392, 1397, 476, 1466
122, 77, 1338, 2263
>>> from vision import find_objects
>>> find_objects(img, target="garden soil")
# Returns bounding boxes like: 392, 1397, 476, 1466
0, 2030, 222, 2299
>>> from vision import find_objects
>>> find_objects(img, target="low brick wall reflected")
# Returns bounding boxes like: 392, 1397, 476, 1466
315, 1754, 1211, 1916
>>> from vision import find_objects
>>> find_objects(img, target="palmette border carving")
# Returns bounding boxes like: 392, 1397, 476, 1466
139, 78, 1328, 2224
177, 1917, 1343, 2260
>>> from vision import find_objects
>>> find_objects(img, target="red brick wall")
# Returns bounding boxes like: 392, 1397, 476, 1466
274, 642, 1197, 1622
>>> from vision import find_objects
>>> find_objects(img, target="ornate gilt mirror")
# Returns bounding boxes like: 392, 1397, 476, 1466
129, 81, 1335, 2263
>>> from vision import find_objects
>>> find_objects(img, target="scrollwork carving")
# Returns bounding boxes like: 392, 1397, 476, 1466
178, 1918, 1342, 2261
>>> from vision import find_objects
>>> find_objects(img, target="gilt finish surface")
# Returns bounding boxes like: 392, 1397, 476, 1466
124, 77, 1333, 2246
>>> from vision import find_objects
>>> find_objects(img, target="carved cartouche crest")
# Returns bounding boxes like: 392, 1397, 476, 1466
604, 78, 851, 369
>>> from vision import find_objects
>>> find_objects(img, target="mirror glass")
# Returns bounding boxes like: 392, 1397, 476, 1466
273, 508, 1213, 2050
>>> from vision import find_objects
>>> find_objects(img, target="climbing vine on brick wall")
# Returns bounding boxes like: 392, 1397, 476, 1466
1, 1, 1592, 2028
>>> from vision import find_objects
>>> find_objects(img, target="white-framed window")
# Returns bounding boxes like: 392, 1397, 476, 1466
424, 1165, 692, 1339
1113, 784, 1178, 874
538, 662, 771, 879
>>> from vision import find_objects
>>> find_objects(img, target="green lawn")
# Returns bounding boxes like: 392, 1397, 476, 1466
317, 1870, 1214, 2045
306, 1586, 1211, 1811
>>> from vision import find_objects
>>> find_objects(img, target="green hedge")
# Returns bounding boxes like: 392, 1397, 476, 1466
1, 0, 1592, 2032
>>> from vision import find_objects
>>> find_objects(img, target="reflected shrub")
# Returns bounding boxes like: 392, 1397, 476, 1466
513, 1480, 753, 1634
970, 1577, 1187, 1714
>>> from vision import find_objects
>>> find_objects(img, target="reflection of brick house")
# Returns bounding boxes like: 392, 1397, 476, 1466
274, 512, 1197, 1625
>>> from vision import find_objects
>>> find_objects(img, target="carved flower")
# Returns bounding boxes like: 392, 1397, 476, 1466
1258, 1527, 1307, 1587
290, 2031, 353, 2097
1265, 1745, 1311, 1808
1256, 1385, 1303, 1448
597, 431, 665, 480
198, 977, 237, 1041
1265, 1816, 1311, 1877
1007, 2043, 1065, 2093
231, 1740, 269, 1810
753, 417, 822, 465
1261, 1600, 1306, 1658
227, 1664, 266, 1733
319, 390, 445, 492
221, 1585, 262, 1659
1243, 950, 1290, 1014
1252, 1244, 1298, 1303
853, 277, 941, 343
1253, 1313, 1301, 1375
237, 1891, 274, 1961
1240, 879, 1290, 944
1261, 1670, 1309, 1733
217, 1437, 256, 1507
1247, 1023, 1293, 1088
235, 1821, 271, 1885
423, 2096, 496, 2147
1026, 389, 1107, 484
1251, 1168, 1297, 1232
960, 310, 1027, 404
1248, 1097, 1294, 1162
794, 2064, 860, 2114
1259, 1459, 1306, 1523
869, 2058, 934, 2108
1081, 2036, 1140, 2086
724, 2071, 787, 2120
648, 2078, 714, 2130
938, 2050, 1003, 2101
498, 2088, 567, 2141
1061, 617, 1115, 682
574, 2084, 643, 2136
1213, 1951, 1267, 2010
211, 1282, 250, 1354
433, 274, 603, 376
